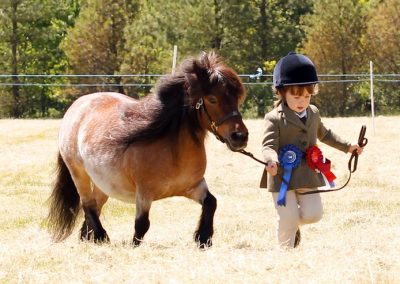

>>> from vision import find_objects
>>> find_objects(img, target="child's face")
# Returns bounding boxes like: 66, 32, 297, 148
285, 89, 311, 113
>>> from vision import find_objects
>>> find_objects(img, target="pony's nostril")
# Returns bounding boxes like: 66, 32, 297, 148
231, 131, 248, 142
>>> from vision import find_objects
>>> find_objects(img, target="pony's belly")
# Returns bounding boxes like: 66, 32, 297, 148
89, 170, 136, 203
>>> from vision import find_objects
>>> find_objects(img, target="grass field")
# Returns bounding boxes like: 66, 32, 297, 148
0, 116, 399, 283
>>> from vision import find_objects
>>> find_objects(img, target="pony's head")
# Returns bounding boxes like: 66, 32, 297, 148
181, 51, 248, 151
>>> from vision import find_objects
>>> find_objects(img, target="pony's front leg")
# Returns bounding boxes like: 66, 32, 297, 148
195, 191, 217, 248
187, 179, 217, 248
132, 192, 152, 247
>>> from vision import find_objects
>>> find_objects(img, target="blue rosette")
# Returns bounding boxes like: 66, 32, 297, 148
277, 144, 303, 206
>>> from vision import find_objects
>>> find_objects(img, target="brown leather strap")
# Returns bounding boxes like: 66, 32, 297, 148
298, 125, 367, 195
200, 98, 241, 142
236, 149, 269, 166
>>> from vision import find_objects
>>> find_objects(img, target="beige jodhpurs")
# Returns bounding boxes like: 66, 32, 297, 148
272, 189, 323, 248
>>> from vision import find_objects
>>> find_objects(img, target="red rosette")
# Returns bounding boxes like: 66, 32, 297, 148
306, 145, 336, 185
306, 145, 322, 170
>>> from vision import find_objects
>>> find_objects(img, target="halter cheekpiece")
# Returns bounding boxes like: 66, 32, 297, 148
196, 97, 241, 142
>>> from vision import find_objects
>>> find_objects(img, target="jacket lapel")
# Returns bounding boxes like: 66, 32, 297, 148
305, 106, 314, 128
279, 103, 307, 130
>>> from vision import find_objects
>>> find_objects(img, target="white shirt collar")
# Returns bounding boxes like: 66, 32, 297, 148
295, 109, 307, 118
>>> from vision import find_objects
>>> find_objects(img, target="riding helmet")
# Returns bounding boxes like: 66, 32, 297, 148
273, 52, 318, 88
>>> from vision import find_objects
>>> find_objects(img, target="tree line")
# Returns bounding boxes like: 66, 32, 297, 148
0, 0, 399, 118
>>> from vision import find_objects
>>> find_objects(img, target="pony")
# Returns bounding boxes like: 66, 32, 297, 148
47, 51, 248, 248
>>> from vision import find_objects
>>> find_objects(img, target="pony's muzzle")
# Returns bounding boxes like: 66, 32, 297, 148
228, 131, 248, 150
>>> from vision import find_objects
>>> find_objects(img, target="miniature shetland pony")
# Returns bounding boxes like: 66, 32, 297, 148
47, 52, 248, 248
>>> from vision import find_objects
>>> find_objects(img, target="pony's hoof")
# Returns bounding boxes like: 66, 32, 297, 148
95, 231, 110, 244
197, 241, 212, 249
132, 237, 143, 247
80, 228, 110, 244
195, 233, 213, 249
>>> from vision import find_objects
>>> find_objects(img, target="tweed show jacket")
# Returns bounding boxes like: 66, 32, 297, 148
259, 103, 350, 192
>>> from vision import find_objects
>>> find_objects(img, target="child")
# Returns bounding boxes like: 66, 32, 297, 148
259, 52, 364, 248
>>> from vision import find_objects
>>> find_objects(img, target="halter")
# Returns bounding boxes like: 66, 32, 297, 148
196, 97, 241, 142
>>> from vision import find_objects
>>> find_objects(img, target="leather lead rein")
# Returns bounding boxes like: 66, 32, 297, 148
298, 125, 368, 195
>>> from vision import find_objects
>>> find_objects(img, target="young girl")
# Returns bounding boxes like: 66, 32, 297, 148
259, 52, 364, 248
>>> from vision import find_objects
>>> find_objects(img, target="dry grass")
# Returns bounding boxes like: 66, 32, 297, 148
0, 116, 399, 283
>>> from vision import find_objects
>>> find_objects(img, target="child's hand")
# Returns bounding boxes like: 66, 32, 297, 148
348, 144, 364, 155
265, 161, 278, 176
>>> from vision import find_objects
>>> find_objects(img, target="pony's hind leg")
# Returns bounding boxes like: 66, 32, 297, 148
65, 163, 109, 243
132, 191, 152, 247
80, 185, 110, 243
186, 179, 217, 248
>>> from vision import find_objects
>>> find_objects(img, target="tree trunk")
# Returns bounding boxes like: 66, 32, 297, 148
212, 0, 222, 50
259, 0, 268, 61
11, 0, 21, 118
110, 13, 125, 95
340, 44, 348, 116
252, 0, 268, 117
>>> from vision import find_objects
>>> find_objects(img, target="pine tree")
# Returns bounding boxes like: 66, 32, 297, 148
364, 0, 400, 112
61, 0, 139, 97
0, 0, 77, 117
301, 0, 368, 116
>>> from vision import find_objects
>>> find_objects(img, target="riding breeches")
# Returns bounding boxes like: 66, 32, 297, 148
271, 189, 323, 248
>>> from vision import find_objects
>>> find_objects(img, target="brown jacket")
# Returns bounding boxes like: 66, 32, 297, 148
260, 103, 350, 192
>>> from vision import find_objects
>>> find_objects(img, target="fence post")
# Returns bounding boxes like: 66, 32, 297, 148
172, 45, 178, 74
369, 61, 375, 135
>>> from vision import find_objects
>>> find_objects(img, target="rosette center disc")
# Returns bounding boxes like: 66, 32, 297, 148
284, 150, 296, 163
311, 151, 319, 163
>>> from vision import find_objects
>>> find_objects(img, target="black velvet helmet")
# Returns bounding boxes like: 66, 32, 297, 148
273, 52, 318, 88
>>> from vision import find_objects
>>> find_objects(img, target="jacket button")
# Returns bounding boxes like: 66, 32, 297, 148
301, 129, 307, 133
302, 141, 307, 146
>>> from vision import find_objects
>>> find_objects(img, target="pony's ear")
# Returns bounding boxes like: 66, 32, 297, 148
191, 55, 210, 86
181, 54, 211, 98
199, 51, 224, 88
182, 51, 226, 100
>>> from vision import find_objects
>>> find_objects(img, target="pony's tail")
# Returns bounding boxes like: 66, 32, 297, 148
46, 152, 81, 241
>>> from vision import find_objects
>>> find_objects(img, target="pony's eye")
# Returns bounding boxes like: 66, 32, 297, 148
208, 96, 218, 104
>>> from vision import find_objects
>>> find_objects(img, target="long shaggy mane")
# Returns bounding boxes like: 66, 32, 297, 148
119, 51, 245, 147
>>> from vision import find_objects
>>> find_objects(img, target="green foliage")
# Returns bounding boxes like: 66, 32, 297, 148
301, 0, 368, 116
241, 84, 274, 118
61, 0, 139, 97
0, 90, 13, 118
363, 0, 400, 114
121, 0, 171, 98
0, 0, 399, 118
0, 0, 79, 117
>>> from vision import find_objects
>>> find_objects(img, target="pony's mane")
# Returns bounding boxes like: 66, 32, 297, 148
119, 51, 245, 147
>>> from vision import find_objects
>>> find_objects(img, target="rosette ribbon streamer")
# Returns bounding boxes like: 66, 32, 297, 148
277, 144, 303, 206
306, 145, 336, 187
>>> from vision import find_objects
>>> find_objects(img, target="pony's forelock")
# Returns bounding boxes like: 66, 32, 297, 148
180, 51, 245, 103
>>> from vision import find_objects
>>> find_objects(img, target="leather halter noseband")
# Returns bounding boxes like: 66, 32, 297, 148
196, 97, 241, 142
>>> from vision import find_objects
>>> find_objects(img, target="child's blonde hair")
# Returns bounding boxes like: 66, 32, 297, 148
273, 84, 319, 107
